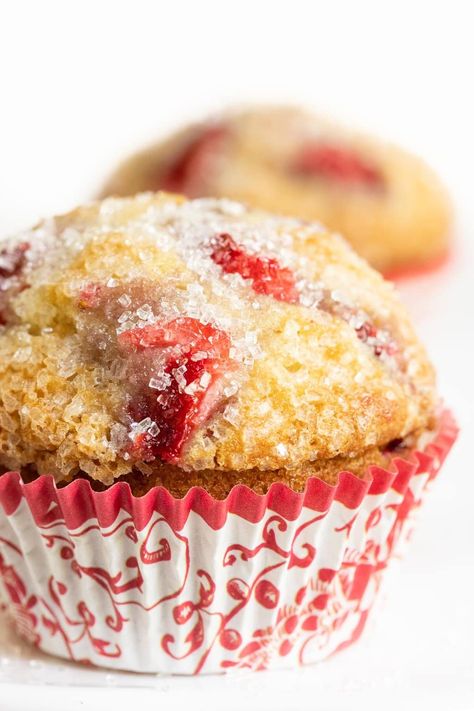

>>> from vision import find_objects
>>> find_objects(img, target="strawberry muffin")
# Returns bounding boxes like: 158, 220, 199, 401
100, 107, 452, 275
0, 194, 457, 674
0, 192, 437, 493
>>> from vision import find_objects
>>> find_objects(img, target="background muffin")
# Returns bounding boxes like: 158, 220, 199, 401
1, 193, 436, 496
100, 107, 452, 276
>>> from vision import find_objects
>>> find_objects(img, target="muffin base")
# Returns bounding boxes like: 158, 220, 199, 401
71, 426, 430, 499
0, 411, 457, 674
115, 444, 408, 499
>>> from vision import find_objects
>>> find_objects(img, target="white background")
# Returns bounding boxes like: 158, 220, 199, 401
0, 1, 473, 709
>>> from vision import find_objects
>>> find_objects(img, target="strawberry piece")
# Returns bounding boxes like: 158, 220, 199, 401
128, 356, 230, 462
119, 317, 235, 463
158, 125, 226, 196
118, 317, 231, 356
0, 242, 30, 325
293, 143, 384, 189
211, 233, 299, 303
355, 319, 398, 358
0, 242, 29, 280
319, 293, 398, 361
78, 283, 103, 309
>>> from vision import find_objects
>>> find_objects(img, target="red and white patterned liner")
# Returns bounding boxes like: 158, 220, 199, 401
0, 411, 457, 674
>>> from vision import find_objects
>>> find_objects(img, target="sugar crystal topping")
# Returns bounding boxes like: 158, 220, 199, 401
1, 195, 420, 469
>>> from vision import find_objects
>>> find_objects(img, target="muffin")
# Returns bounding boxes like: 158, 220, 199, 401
0, 194, 457, 673
100, 106, 452, 276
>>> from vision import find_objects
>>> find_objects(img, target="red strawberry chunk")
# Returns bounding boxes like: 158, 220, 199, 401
158, 125, 226, 196
355, 319, 398, 358
119, 317, 235, 463
118, 317, 231, 357
293, 143, 384, 189
129, 356, 230, 463
211, 233, 299, 304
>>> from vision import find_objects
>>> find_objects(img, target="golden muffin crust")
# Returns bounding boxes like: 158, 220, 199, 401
97, 426, 430, 498
101, 106, 452, 274
0, 193, 436, 487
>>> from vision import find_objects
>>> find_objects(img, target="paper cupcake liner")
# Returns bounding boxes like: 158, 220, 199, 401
0, 410, 458, 674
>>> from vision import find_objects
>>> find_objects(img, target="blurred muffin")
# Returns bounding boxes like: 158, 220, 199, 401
100, 107, 452, 276
0, 192, 437, 496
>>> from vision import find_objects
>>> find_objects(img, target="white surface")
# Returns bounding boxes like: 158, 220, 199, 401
0, 1, 473, 709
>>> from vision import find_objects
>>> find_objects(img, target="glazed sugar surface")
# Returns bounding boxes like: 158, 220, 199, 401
0, 194, 436, 481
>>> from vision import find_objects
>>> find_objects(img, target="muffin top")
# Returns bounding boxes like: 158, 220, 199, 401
0, 193, 436, 485
101, 106, 451, 273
